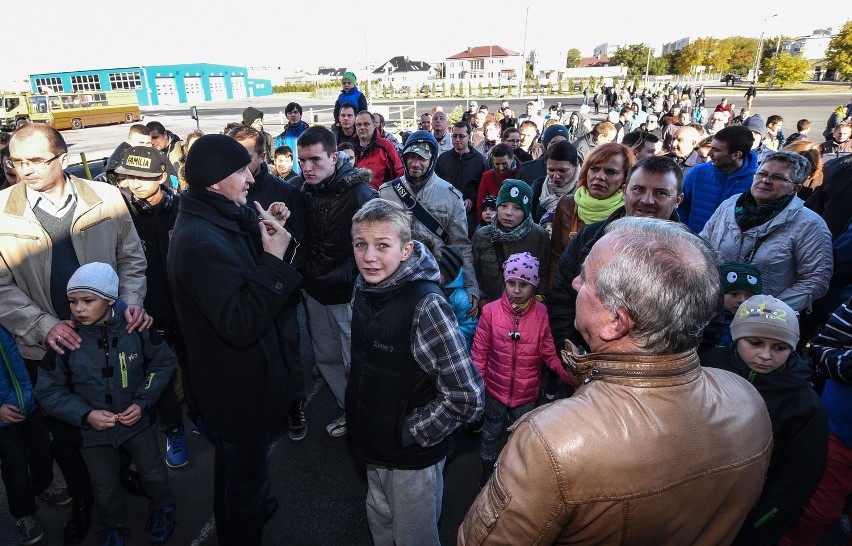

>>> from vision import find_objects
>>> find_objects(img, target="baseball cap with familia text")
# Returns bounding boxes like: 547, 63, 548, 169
114, 146, 167, 179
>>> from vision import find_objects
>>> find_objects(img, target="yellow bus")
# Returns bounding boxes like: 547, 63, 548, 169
27, 91, 142, 130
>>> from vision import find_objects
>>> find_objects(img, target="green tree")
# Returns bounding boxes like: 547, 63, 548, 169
825, 20, 852, 78
762, 52, 811, 86
566, 48, 582, 68
721, 36, 760, 76
610, 44, 654, 76
488, 82, 494, 96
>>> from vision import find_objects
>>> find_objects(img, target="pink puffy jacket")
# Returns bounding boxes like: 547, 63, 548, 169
471, 293, 571, 408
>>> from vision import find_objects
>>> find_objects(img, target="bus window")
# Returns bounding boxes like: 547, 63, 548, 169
29, 96, 48, 113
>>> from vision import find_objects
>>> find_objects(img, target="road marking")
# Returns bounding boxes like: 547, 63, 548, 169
190, 377, 327, 544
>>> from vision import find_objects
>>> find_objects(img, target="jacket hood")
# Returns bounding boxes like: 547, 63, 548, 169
356, 240, 439, 293
444, 268, 465, 289
726, 345, 813, 391
304, 154, 372, 195
72, 299, 129, 332
402, 130, 439, 181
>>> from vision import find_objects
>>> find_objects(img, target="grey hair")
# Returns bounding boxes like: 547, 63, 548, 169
596, 217, 719, 354
760, 151, 812, 185
351, 198, 412, 244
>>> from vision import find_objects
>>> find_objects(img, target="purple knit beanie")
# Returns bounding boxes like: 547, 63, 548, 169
503, 252, 540, 287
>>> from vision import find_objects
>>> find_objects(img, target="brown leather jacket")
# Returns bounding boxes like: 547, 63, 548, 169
459, 346, 772, 545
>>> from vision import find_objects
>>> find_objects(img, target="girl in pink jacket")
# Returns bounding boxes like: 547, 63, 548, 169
471, 252, 571, 486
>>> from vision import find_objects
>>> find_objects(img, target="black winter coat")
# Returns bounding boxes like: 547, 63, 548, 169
167, 191, 301, 442
701, 346, 828, 546
435, 148, 487, 204
296, 157, 376, 305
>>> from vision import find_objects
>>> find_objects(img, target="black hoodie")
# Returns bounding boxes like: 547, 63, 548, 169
700, 345, 828, 545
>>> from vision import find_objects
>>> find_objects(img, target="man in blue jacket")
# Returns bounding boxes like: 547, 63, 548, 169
679, 125, 758, 233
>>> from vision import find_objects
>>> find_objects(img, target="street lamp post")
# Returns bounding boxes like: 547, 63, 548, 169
752, 14, 778, 83
768, 34, 783, 90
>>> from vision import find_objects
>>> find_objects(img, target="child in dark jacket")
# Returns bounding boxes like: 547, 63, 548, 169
471, 252, 572, 486
1, 324, 68, 545
701, 295, 828, 545
36, 263, 177, 546
718, 262, 762, 346
333, 72, 368, 125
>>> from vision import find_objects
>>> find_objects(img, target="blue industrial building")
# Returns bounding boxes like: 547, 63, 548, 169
29, 63, 273, 106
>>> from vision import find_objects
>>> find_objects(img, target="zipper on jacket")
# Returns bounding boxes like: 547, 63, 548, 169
0, 233, 42, 246
747, 370, 756, 383
508, 312, 521, 403
119, 352, 128, 389
752, 507, 778, 528
583, 361, 697, 384
0, 342, 26, 413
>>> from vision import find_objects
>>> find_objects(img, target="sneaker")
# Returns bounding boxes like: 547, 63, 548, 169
15, 516, 44, 545
64, 496, 92, 545
325, 413, 347, 438
190, 416, 219, 444
147, 504, 175, 545
288, 400, 307, 441
37, 480, 71, 506
165, 425, 188, 468
97, 525, 129, 546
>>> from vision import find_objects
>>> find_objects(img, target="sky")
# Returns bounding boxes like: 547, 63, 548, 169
3, 0, 848, 86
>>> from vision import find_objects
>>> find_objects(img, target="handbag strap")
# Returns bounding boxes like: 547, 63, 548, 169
391, 179, 449, 243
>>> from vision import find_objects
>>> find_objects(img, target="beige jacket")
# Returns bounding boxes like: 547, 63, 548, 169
0, 176, 146, 359
459, 346, 772, 545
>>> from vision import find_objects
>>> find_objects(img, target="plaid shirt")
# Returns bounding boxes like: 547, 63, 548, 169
407, 293, 484, 447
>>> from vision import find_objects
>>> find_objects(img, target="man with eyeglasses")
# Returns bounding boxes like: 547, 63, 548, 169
435, 121, 488, 238
0, 123, 150, 544
352, 111, 403, 190
680, 125, 759, 233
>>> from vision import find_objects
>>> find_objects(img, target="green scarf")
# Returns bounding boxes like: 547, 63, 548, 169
734, 191, 794, 232
573, 186, 625, 224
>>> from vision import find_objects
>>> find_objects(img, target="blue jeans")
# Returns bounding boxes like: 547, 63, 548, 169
365, 458, 445, 546
213, 429, 271, 546
0, 412, 53, 518
480, 392, 534, 461
79, 424, 174, 528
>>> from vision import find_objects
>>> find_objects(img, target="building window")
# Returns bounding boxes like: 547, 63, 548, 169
70, 74, 102, 92
471, 60, 483, 70
35, 77, 64, 93
108, 72, 141, 90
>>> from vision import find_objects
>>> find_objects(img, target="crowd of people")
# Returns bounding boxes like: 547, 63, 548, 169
1, 73, 851, 546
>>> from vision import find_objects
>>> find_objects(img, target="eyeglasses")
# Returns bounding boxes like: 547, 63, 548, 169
451, 134, 468, 140
5, 154, 63, 171
355, 122, 373, 128
754, 171, 792, 185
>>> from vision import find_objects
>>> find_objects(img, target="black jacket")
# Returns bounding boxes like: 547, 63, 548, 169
700, 346, 828, 546
434, 147, 487, 204
806, 154, 852, 240
247, 162, 307, 274
518, 156, 546, 186
122, 186, 179, 334
295, 156, 376, 305
167, 190, 301, 441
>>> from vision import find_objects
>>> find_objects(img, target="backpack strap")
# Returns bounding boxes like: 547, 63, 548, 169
391, 178, 450, 243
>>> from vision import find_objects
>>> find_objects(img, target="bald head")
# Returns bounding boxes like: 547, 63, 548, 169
671, 126, 700, 159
